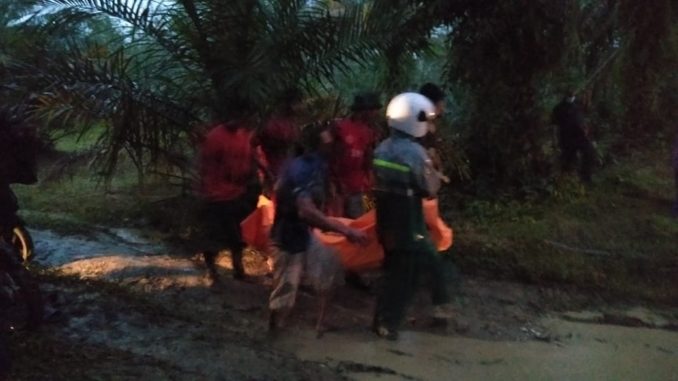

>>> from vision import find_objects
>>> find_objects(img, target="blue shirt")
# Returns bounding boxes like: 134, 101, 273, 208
270, 153, 328, 253
374, 131, 440, 197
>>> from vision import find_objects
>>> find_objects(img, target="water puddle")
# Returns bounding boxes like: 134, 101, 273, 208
31, 228, 168, 267
276, 318, 678, 380
22, 227, 678, 380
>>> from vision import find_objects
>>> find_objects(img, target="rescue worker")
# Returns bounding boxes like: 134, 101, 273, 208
259, 89, 304, 181
551, 90, 595, 183
268, 123, 368, 335
372, 93, 454, 340
197, 101, 265, 283
331, 92, 382, 218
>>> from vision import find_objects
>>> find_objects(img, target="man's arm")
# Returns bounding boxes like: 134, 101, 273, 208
296, 195, 368, 244
411, 147, 441, 198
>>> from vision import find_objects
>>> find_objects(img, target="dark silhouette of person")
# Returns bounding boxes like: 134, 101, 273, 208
551, 90, 595, 183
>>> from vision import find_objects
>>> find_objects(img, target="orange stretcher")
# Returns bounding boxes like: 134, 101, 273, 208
241, 196, 453, 271
240, 196, 276, 252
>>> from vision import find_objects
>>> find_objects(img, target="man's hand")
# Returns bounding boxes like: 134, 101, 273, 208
435, 170, 451, 184
343, 227, 369, 246
297, 196, 368, 245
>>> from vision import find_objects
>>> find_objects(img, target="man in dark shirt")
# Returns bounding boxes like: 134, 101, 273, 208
551, 90, 595, 183
268, 123, 368, 334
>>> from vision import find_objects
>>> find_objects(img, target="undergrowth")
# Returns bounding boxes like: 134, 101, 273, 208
12, 146, 678, 304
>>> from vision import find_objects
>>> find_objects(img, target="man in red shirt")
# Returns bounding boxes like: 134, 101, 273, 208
331, 92, 382, 218
259, 89, 304, 181
197, 106, 263, 282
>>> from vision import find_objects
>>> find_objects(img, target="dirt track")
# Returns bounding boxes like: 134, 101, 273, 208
6, 228, 678, 380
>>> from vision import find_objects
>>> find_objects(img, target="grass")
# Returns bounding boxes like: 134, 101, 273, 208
12, 142, 678, 304
447, 149, 678, 303
13, 156, 187, 236
50, 124, 106, 153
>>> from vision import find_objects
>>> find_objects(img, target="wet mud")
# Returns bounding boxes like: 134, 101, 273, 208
6, 228, 677, 380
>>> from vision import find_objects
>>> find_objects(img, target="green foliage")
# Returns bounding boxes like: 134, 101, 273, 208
2, 0, 389, 181
619, 0, 676, 144
444, 0, 569, 189
449, 148, 677, 302
0, 0, 675, 192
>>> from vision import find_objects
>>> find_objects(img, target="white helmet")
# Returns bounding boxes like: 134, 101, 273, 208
386, 92, 436, 138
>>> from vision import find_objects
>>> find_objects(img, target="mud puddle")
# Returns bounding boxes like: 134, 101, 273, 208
276, 317, 678, 381
31, 228, 168, 267
14, 228, 678, 380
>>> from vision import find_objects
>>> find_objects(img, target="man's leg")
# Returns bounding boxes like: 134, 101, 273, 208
578, 140, 595, 184
374, 250, 417, 339
421, 244, 450, 307
304, 238, 344, 335
198, 202, 225, 284
228, 190, 261, 279
222, 196, 255, 280
268, 247, 303, 331
203, 250, 220, 283
418, 241, 455, 320
560, 145, 577, 175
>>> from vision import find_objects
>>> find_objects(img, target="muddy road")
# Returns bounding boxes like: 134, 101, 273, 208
5, 227, 678, 380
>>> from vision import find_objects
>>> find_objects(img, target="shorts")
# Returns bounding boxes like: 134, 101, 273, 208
269, 237, 344, 311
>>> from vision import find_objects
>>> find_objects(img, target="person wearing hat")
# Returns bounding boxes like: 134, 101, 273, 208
372, 93, 455, 340
330, 92, 382, 218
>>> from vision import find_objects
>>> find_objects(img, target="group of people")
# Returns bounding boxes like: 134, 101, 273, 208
196, 84, 454, 339
198, 84, 678, 339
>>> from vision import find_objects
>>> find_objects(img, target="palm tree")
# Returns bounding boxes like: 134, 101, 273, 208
15, 0, 416, 185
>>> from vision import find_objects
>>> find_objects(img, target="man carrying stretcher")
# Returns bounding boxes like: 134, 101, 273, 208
268, 123, 368, 335
372, 93, 455, 340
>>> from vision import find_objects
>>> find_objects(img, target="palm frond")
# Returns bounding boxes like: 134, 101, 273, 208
23, 40, 199, 179
38, 0, 196, 65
